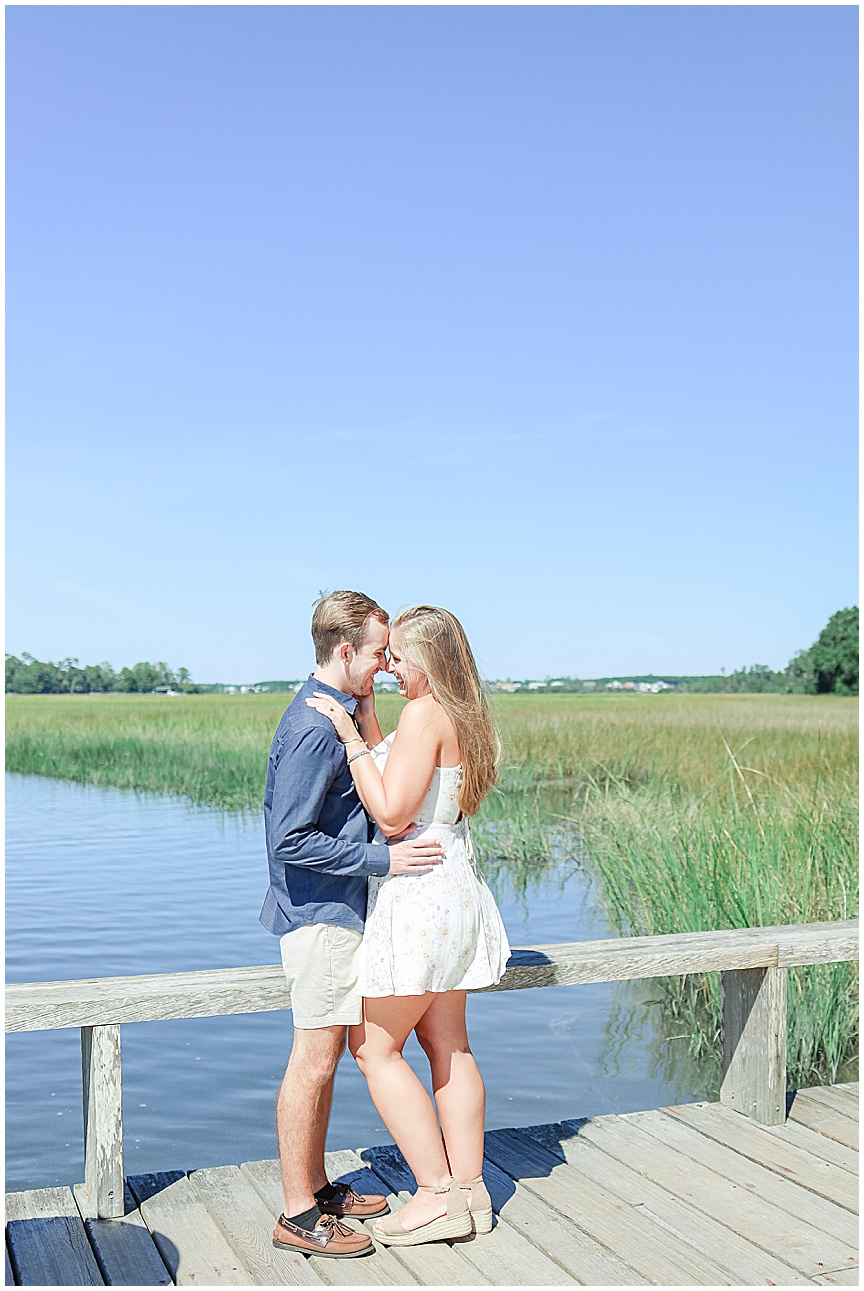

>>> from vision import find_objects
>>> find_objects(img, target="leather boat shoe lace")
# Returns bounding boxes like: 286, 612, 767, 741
272, 1211, 373, 1258
315, 1181, 389, 1218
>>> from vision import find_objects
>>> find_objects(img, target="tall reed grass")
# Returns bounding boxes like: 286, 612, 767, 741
6, 691, 857, 1086
486, 693, 858, 1088
6, 693, 292, 809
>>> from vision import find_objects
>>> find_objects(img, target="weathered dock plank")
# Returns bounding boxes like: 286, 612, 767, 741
823, 1082, 858, 1104
630, 1107, 859, 1244
764, 1117, 859, 1174
448, 1191, 580, 1285
6, 1088, 858, 1287
577, 1111, 857, 1278
665, 1101, 858, 1213
5, 1187, 103, 1287
485, 1126, 738, 1286
519, 1121, 811, 1286
363, 1142, 646, 1286
73, 1183, 172, 1285
801, 1086, 860, 1121
127, 1171, 249, 1285
476, 1154, 633, 1285
189, 1165, 323, 1286
789, 1092, 859, 1150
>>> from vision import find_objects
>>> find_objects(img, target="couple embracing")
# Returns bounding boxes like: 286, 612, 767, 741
259, 590, 511, 1258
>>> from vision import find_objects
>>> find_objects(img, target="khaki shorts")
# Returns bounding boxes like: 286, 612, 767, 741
279, 923, 363, 1029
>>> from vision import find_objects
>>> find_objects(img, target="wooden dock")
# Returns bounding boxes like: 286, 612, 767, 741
5, 1082, 858, 1286
7, 919, 858, 1283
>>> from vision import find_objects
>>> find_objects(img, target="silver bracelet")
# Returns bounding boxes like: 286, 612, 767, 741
347, 748, 371, 765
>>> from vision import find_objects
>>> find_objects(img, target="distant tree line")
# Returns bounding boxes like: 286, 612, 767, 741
7, 607, 857, 698
678, 607, 858, 696
498, 607, 859, 698
5, 654, 202, 694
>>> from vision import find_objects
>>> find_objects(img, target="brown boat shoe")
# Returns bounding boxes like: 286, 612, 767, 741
272, 1211, 374, 1258
315, 1181, 390, 1219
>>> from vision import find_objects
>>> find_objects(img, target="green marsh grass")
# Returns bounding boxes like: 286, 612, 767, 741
6, 693, 301, 809
489, 693, 858, 1088
6, 691, 857, 1086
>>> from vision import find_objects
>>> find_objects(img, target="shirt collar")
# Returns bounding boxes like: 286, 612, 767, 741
306, 673, 358, 716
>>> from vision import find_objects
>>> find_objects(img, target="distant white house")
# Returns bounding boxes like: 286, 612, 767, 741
604, 678, 672, 694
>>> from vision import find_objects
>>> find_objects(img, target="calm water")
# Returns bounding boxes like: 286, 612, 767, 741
6, 772, 710, 1191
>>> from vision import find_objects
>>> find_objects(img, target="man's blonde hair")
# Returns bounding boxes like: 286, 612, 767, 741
311, 590, 389, 666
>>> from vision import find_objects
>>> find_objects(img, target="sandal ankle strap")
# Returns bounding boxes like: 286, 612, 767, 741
415, 1177, 467, 1217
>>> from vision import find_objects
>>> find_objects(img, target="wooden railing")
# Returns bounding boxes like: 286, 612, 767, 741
6, 919, 858, 1219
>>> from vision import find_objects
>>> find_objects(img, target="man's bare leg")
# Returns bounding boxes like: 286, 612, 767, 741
276, 1024, 346, 1216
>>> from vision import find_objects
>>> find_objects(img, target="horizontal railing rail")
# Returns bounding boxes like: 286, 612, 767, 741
6, 919, 857, 1032
6, 919, 858, 1219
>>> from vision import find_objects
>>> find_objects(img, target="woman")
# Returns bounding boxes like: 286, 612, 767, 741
306, 605, 510, 1247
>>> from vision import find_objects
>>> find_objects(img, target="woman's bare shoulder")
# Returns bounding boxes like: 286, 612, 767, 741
399, 693, 457, 745
396, 694, 439, 731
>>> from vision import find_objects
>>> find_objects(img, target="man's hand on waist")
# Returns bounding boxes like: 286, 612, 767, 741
386, 833, 444, 876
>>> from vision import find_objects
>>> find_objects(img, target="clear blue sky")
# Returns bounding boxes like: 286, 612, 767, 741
7, 5, 857, 682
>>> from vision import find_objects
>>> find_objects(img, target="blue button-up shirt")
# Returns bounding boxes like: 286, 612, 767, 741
259, 675, 390, 938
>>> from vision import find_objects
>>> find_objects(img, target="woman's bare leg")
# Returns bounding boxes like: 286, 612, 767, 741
351, 994, 453, 1229
414, 991, 486, 1184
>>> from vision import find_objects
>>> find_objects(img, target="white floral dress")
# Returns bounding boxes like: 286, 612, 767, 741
358, 732, 511, 996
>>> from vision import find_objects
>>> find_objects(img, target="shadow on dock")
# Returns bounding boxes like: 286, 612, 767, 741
5, 1084, 859, 1287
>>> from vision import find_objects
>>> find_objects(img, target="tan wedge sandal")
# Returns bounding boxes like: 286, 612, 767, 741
460, 1175, 493, 1234
373, 1179, 471, 1247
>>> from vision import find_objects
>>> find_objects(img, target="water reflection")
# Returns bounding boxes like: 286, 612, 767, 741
6, 773, 714, 1191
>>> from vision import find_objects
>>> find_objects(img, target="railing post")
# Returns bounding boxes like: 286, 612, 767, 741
720, 965, 787, 1125
77, 1024, 124, 1218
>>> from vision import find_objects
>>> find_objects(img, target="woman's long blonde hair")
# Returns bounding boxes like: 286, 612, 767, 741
391, 605, 500, 817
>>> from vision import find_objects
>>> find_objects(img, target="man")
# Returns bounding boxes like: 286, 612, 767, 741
260, 590, 444, 1258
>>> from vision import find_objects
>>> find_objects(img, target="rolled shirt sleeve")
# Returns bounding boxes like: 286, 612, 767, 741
268, 725, 390, 879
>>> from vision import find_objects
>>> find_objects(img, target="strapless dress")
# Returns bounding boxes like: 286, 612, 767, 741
358, 732, 511, 997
